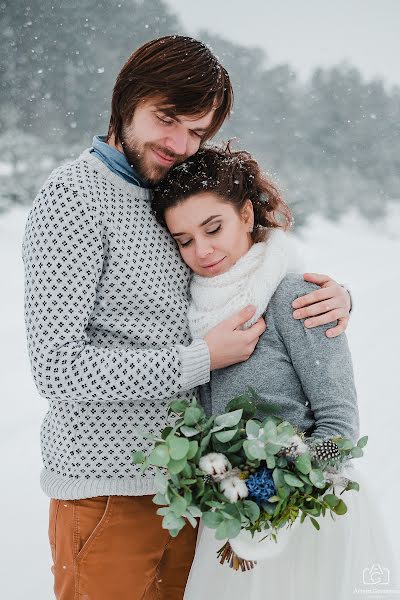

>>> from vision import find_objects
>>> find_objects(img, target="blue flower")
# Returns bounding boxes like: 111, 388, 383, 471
246, 467, 276, 503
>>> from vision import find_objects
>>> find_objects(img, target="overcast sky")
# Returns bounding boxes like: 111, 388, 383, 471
166, 0, 399, 90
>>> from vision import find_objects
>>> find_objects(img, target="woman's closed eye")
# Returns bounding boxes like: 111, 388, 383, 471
179, 225, 222, 248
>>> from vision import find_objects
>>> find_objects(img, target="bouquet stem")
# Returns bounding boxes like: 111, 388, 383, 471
217, 541, 257, 571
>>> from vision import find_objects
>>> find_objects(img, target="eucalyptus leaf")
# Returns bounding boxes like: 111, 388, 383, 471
323, 494, 340, 509
184, 407, 203, 426
202, 511, 223, 529
184, 513, 198, 528
244, 439, 266, 460
168, 457, 188, 474
310, 517, 320, 531
149, 444, 170, 467
214, 409, 243, 429
295, 454, 312, 474
242, 500, 260, 522
357, 435, 368, 449
162, 512, 185, 531
344, 481, 360, 492
215, 518, 241, 540
180, 425, 199, 437
156, 507, 170, 516
336, 438, 353, 451
309, 468, 326, 489
169, 399, 190, 413
262, 420, 277, 440
227, 439, 244, 453
272, 468, 285, 489
170, 496, 187, 517
187, 505, 203, 518
246, 420, 261, 439
225, 395, 256, 418
200, 432, 212, 451
167, 436, 190, 460
214, 429, 237, 443
351, 446, 364, 458
265, 441, 282, 455
283, 473, 304, 488
154, 470, 168, 494
187, 440, 199, 459
131, 450, 145, 464
333, 499, 348, 515
132, 427, 160, 442
152, 493, 167, 505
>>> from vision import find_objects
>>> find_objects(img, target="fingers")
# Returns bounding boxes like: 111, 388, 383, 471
229, 305, 256, 329
304, 309, 347, 328
292, 286, 334, 310
324, 317, 349, 337
302, 272, 332, 285
245, 317, 267, 339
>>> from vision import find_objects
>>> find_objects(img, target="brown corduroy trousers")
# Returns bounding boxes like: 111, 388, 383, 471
48, 495, 198, 600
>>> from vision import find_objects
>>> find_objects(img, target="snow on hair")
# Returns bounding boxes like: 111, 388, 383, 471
152, 142, 293, 241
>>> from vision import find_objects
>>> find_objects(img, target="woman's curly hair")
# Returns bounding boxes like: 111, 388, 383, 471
151, 143, 293, 242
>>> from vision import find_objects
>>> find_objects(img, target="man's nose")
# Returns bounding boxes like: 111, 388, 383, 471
164, 130, 188, 156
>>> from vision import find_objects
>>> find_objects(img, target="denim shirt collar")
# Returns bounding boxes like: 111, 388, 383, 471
89, 135, 151, 188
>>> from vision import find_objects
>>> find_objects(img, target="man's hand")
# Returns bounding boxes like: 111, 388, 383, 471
291, 273, 351, 338
204, 305, 266, 371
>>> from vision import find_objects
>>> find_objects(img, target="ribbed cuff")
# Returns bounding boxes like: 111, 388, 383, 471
178, 338, 210, 391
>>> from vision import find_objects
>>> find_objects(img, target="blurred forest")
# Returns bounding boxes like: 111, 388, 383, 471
1, 0, 399, 225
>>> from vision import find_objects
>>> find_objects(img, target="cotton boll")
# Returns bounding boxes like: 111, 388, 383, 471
199, 452, 231, 477
220, 475, 249, 502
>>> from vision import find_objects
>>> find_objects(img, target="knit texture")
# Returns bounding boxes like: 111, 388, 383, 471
22, 149, 210, 500
200, 274, 359, 443
188, 230, 289, 338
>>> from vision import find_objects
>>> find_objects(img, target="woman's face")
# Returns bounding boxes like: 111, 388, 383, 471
164, 192, 254, 277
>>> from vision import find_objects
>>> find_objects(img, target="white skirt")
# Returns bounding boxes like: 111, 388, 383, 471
184, 467, 398, 599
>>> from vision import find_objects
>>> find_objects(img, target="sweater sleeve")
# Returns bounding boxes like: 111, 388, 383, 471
270, 274, 359, 443
22, 178, 210, 403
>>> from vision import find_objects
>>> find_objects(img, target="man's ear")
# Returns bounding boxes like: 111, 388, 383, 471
241, 198, 254, 230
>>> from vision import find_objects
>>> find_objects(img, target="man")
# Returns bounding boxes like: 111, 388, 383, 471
22, 36, 351, 600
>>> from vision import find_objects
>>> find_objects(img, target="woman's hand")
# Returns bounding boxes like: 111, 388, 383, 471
291, 273, 352, 338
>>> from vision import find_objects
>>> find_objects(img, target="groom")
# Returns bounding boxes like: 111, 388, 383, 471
22, 36, 351, 600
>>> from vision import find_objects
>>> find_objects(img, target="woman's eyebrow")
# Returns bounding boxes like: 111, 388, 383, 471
172, 215, 222, 237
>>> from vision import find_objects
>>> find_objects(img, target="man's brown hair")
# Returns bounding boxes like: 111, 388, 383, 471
107, 35, 233, 145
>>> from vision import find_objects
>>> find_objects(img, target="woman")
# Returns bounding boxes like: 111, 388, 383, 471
152, 146, 396, 599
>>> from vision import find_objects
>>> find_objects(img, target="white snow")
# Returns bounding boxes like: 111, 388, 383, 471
0, 205, 399, 599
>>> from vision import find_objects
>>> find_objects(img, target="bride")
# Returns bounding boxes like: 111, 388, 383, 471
152, 145, 397, 599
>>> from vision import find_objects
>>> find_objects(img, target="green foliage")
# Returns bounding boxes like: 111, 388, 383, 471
132, 390, 366, 540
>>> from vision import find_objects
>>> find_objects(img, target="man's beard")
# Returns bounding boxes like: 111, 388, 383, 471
120, 128, 187, 184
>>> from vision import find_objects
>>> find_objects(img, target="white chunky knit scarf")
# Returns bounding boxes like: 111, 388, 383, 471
188, 229, 290, 338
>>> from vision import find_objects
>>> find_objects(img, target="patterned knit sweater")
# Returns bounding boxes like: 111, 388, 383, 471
22, 149, 210, 500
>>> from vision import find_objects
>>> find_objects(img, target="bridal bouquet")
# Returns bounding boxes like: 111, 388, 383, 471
132, 390, 367, 571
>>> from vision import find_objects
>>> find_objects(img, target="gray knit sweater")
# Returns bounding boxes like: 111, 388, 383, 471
22, 149, 210, 500
201, 274, 359, 443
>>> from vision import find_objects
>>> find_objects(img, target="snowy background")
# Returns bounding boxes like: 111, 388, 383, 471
1, 1, 400, 598
2, 206, 399, 599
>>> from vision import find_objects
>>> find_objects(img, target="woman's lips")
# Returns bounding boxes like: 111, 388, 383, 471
152, 148, 176, 166
202, 257, 226, 270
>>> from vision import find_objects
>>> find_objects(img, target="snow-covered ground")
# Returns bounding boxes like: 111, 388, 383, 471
1, 205, 399, 599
